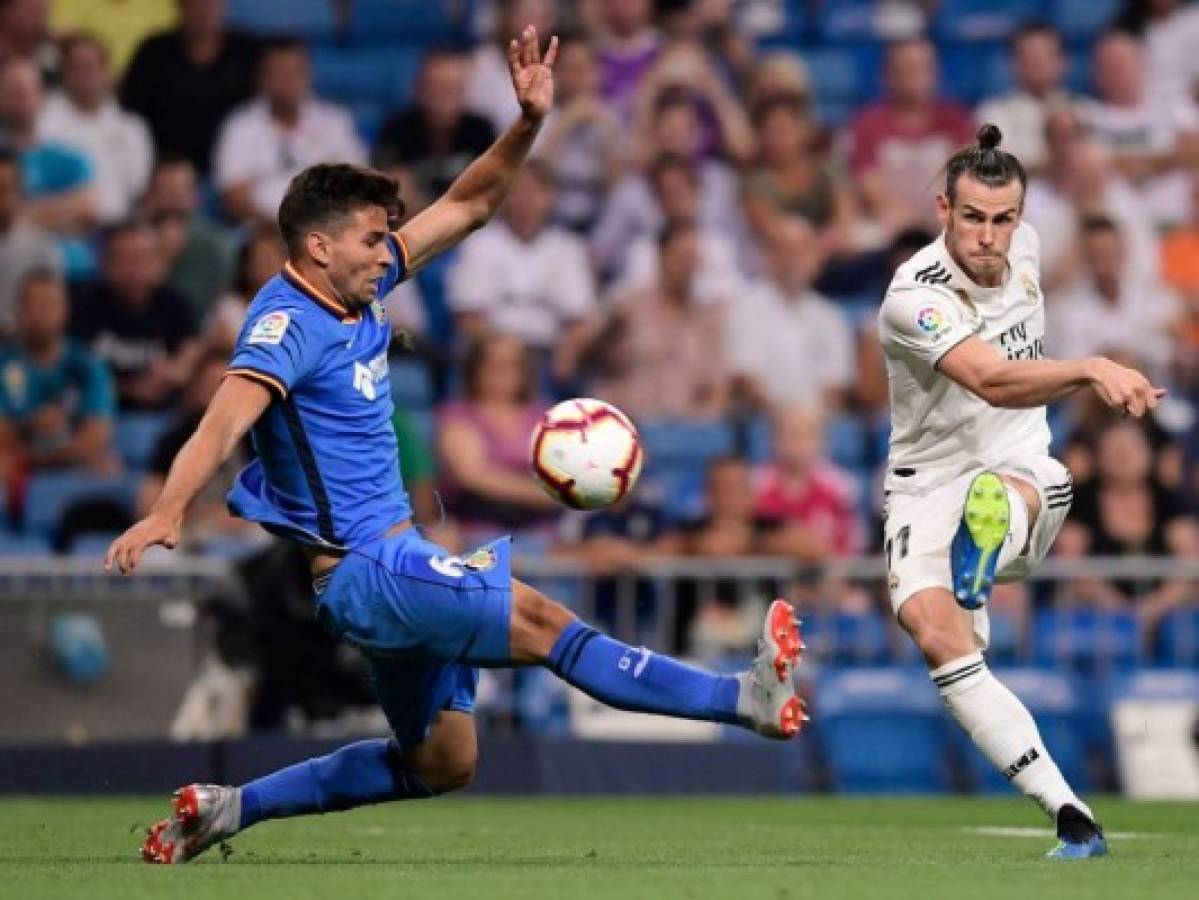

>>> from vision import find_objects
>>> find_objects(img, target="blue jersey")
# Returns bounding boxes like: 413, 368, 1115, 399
225, 233, 412, 549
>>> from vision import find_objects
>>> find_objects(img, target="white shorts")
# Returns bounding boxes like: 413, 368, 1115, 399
882, 456, 1072, 648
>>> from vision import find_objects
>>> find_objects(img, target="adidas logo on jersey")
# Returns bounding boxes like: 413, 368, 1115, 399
914, 262, 952, 286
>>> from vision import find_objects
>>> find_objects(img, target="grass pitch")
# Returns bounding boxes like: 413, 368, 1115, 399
1, 796, 1195, 900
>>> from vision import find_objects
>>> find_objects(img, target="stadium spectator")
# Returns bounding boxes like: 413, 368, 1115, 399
1081, 30, 1199, 229
50, 0, 177, 74
743, 51, 811, 113
1023, 109, 1160, 290
591, 220, 729, 419
375, 50, 495, 213
727, 216, 855, 411
139, 154, 234, 319
975, 22, 1073, 173
38, 32, 153, 223
214, 39, 365, 224
1162, 173, 1199, 302
0, 57, 99, 238
447, 161, 596, 386
605, 154, 744, 302
596, 0, 661, 123
0, 269, 118, 490
435, 334, 559, 548
534, 35, 626, 234
753, 403, 863, 560
120, 0, 259, 175
1115, 0, 1199, 110
1046, 216, 1178, 380
659, 455, 781, 559
70, 219, 200, 411
206, 223, 285, 354
467, 0, 558, 135
742, 93, 857, 264
0, 0, 58, 82
846, 37, 974, 235
138, 349, 259, 552
0, 147, 60, 335
1057, 419, 1199, 610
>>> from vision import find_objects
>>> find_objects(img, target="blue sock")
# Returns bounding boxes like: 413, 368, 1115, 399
547, 620, 741, 725
239, 738, 432, 830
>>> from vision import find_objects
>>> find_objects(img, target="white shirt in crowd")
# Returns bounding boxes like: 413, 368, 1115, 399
727, 279, 854, 408
213, 98, 366, 220
447, 220, 597, 349
878, 222, 1051, 496
613, 229, 745, 307
1046, 272, 1178, 380
1144, 3, 1199, 110
974, 89, 1073, 172
466, 43, 521, 137
38, 91, 152, 222
1079, 96, 1199, 228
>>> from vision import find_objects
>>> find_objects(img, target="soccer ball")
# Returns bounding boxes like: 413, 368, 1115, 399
530, 398, 643, 510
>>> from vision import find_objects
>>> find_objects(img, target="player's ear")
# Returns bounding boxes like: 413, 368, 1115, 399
305, 230, 331, 268
935, 193, 951, 228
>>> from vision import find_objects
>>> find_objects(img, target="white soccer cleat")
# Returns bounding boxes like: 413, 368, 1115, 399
737, 599, 807, 739
141, 784, 241, 864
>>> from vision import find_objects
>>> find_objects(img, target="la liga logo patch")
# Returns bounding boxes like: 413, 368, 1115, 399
916, 306, 945, 334
247, 311, 290, 345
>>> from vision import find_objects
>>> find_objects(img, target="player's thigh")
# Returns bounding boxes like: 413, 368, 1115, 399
896, 586, 982, 668
882, 480, 962, 609
368, 654, 479, 757
508, 578, 577, 665
401, 709, 478, 793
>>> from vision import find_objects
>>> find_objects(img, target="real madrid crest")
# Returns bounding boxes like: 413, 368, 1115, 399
1020, 271, 1040, 304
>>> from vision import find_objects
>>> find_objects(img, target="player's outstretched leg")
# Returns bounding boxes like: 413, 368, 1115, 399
514, 583, 806, 739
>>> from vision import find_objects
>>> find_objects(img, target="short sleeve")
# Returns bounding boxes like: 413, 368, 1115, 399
878, 286, 976, 369
378, 232, 411, 296
226, 305, 325, 399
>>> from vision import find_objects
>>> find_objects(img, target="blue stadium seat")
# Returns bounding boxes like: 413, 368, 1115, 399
1156, 607, 1199, 667
933, 0, 1044, 41
801, 612, 892, 666
346, 0, 475, 46
225, 0, 338, 39
0, 531, 53, 557
23, 472, 139, 539
743, 412, 866, 471
817, 668, 951, 791
310, 44, 424, 108
638, 419, 733, 471
941, 42, 1014, 105
800, 45, 875, 110
642, 465, 706, 525
1052, 0, 1122, 42
952, 668, 1091, 792
114, 412, 172, 471
811, 0, 877, 40
389, 357, 434, 409
1033, 609, 1140, 673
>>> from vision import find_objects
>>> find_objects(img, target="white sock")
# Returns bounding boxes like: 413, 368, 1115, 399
931, 652, 1091, 822
995, 483, 1029, 572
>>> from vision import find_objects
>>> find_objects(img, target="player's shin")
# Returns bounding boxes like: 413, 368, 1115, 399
239, 738, 433, 829
931, 652, 1091, 821
546, 619, 742, 724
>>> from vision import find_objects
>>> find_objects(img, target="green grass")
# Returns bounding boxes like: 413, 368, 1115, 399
1, 796, 1196, 900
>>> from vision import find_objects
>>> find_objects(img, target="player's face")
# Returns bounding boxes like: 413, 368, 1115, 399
324, 206, 394, 308
938, 176, 1023, 287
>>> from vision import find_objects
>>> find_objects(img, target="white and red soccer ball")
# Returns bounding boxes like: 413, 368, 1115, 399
530, 398, 643, 510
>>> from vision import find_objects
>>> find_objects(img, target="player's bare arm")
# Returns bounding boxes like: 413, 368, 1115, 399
398, 25, 558, 273
105, 375, 272, 574
937, 336, 1165, 416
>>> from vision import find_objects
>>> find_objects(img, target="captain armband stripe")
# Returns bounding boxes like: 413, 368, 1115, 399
225, 367, 288, 399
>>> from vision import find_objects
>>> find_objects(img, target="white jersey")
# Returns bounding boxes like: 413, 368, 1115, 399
878, 222, 1051, 496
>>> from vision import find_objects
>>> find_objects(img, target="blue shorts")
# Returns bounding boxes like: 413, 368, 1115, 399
315, 530, 513, 751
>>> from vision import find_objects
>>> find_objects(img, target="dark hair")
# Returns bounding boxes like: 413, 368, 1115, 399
648, 153, 699, 190
277, 163, 403, 255
461, 334, 535, 404
750, 92, 809, 128
653, 85, 698, 120
260, 37, 309, 63
60, 30, 108, 64
16, 266, 63, 298
944, 124, 1028, 205
102, 217, 156, 248
1010, 19, 1061, 51
1080, 214, 1121, 238
657, 217, 697, 250
0, 145, 17, 168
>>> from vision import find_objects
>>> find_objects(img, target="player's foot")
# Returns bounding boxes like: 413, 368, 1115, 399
950, 471, 1010, 610
1046, 804, 1108, 860
141, 784, 241, 864
736, 599, 806, 739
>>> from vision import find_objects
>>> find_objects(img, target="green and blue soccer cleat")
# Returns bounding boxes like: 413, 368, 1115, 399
950, 472, 1010, 610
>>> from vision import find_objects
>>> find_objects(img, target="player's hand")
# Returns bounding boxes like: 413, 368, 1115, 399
105, 511, 181, 575
508, 24, 558, 122
1085, 356, 1166, 418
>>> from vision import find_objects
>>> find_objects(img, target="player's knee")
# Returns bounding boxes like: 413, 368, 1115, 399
898, 591, 975, 667
509, 580, 575, 662
413, 739, 477, 795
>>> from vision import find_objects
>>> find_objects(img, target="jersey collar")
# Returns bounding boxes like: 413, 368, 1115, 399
282, 262, 362, 323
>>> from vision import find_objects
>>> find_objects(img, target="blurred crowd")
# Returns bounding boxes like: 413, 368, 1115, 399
2, 0, 1199, 663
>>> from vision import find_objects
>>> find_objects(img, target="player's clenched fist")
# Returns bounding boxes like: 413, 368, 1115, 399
105, 512, 181, 575
1084, 356, 1166, 418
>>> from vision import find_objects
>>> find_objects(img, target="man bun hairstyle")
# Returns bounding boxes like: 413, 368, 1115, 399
278, 163, 405, 255
944, 123, 1027, 205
